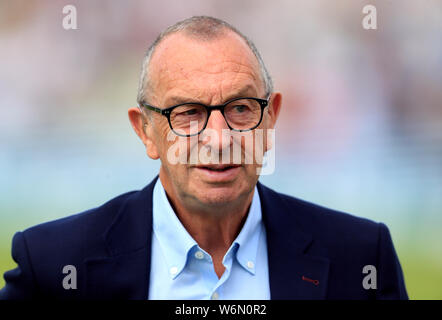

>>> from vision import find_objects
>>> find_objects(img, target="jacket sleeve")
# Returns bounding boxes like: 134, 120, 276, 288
375, 223, 408, 299
0, 232, 38, 300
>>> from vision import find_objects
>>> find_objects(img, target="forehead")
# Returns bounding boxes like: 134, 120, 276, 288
148, 31, 263, 103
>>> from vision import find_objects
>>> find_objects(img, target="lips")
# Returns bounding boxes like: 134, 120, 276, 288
196, 164, 241, 171
193, 164, 241, 182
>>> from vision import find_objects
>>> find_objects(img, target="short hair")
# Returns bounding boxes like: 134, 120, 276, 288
136, 16, 273, 106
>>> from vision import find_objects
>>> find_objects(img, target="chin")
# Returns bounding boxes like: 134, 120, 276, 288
193, 184, 242, 206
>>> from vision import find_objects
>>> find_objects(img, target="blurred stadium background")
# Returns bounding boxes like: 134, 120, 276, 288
0, 0, 441, 299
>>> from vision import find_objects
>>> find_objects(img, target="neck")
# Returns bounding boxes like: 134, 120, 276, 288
158, 172, 254, 257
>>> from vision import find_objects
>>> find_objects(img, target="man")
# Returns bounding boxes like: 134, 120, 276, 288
0, 16, 407, 300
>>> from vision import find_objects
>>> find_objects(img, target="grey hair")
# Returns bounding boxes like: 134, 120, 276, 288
136, 16, 273, 106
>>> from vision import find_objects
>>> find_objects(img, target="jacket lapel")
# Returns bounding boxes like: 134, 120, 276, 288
84, 176, 158, 300
257, 182, 330, 299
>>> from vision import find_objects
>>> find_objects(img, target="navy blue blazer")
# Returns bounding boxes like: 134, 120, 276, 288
0, 176, 408, 299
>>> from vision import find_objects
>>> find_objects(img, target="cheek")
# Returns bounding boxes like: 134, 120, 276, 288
156, 129, 191, 179
257, 115, 273, 153
244, 164, 258, 178
154, 121, 174, 155
232, 132, 267, 165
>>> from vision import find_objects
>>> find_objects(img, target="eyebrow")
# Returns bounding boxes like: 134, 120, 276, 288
163, 85, 258, 107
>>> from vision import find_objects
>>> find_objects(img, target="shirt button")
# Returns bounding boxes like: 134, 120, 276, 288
211, 292, 219, 300
170, 266, 178, 275
247, 261, 254, 269
195, 251, 204, 259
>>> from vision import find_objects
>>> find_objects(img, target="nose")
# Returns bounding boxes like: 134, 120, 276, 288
201, 110, 231, 151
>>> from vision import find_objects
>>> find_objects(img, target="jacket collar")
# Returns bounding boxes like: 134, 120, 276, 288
84, 176, 329, 299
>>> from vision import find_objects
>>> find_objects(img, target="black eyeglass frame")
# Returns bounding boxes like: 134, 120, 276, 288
139, 95, 271, 137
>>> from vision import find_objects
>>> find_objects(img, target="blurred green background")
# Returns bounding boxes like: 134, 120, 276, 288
1, 0, 441, 299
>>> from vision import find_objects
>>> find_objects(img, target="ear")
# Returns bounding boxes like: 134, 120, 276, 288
266, 92, 282, 129
128, 107, 160, 160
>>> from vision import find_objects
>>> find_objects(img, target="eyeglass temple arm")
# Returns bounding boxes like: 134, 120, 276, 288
140, 102, 164, 114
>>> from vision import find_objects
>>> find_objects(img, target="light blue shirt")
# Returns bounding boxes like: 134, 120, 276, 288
148, 178, 270, 300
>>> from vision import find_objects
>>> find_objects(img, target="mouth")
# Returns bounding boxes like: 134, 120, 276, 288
196, 164, 241, 172
193, 164, 242, 182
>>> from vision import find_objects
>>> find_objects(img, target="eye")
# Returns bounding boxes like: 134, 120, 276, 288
183, 108, 198, 116
232, 105, 248, 113
176, 108, 200, 116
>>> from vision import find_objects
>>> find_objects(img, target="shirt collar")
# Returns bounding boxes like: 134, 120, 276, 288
152, 178, 197, 279
152, 178, 263, 279
233, 185, 263, 275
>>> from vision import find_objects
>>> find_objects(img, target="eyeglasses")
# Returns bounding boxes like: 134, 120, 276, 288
140, 96, 270, 137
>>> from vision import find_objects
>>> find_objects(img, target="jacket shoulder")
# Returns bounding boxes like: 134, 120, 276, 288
21, 191, 140, 274
285, 192, 378, 227
23, 191, 137, 246
261, 184, 382, 251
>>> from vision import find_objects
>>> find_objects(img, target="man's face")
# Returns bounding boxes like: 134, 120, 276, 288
134, 31, 281, 209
